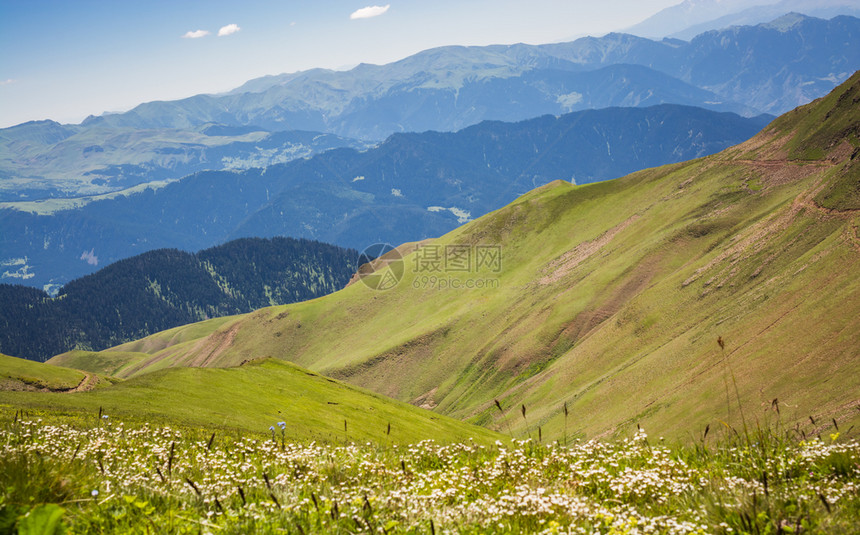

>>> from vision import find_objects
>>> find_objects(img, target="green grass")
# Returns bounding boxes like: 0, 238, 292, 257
1, 418, 857, 534
0, 353, 85, 391
0, 358, 500, 446
48, 350, 150, 378
4, 55, 860, 535
814, 160, 860, 210
760, 71, 860, 161
54, 74, 860, 444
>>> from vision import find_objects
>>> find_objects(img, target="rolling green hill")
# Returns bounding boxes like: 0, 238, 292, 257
0, 355, 499, 444
51, 72, 860, 442
0, 353, 88, 392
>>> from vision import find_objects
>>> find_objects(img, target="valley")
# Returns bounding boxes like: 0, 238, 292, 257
1, 5, 859, 533
42, 71, 860, 444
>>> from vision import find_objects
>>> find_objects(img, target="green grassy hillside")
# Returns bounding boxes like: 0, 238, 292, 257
0, 353, 88, 392
0, 357, 499, 445
56, 72, 860, 442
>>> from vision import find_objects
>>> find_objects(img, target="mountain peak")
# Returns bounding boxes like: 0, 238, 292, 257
762, 11, 813, 31
764, 70, 860, 163
625, 0, 777, 38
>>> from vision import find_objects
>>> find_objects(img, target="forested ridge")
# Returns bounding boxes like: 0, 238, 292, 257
0, 237, 357, 361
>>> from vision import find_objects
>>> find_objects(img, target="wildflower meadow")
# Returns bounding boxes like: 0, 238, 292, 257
1, 415, 858, 534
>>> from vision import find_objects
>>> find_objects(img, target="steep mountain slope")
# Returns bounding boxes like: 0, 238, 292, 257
0, 356, 498, 444
680, 13, 860, 113
64, 72, 860, 441
0, 237, 356, 362
1, 105, 769, 289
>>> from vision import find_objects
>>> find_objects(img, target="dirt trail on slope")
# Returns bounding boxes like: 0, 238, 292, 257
63, 372, 98, 393
539, 215, 641, 285
735, 159, 834, 188
118, 319, 244, 376
680, 176, 851, 289
188, 321, 243, 368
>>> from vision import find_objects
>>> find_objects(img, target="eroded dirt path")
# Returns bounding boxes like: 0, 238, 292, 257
66, 372, 98, 393
189, 321, 243, 368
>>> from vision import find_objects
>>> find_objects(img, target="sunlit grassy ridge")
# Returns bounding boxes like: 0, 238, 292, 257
0, 357, 499, 445
0, 353, 86, 391
50, 315, 238, 377
54, 73, 860, 443
2, 418, 858, 533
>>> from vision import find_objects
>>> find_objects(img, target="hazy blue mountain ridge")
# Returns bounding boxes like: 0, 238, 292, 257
68, 14, 860, 138
625, 0, 860, 40
2, 14, 855, 200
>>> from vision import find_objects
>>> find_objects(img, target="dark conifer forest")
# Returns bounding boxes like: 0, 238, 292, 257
0, 237, 357, 361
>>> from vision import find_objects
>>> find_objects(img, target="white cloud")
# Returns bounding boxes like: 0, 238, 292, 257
350, 5, 390, 19
80, 248, 98, 266
218, 23, 241, 36
449, 207, 471, 224
425, 206, 471, 223
182, 29, 210, 39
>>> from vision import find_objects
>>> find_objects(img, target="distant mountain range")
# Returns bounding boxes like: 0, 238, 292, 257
0, 237, 357, 362
0, 105, 771, 290
627, 0, 860, 40
1, 14, 856, 200
89, 13, 858, 134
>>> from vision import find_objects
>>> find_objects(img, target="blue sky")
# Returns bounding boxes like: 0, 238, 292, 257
0, 0, 681, 128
